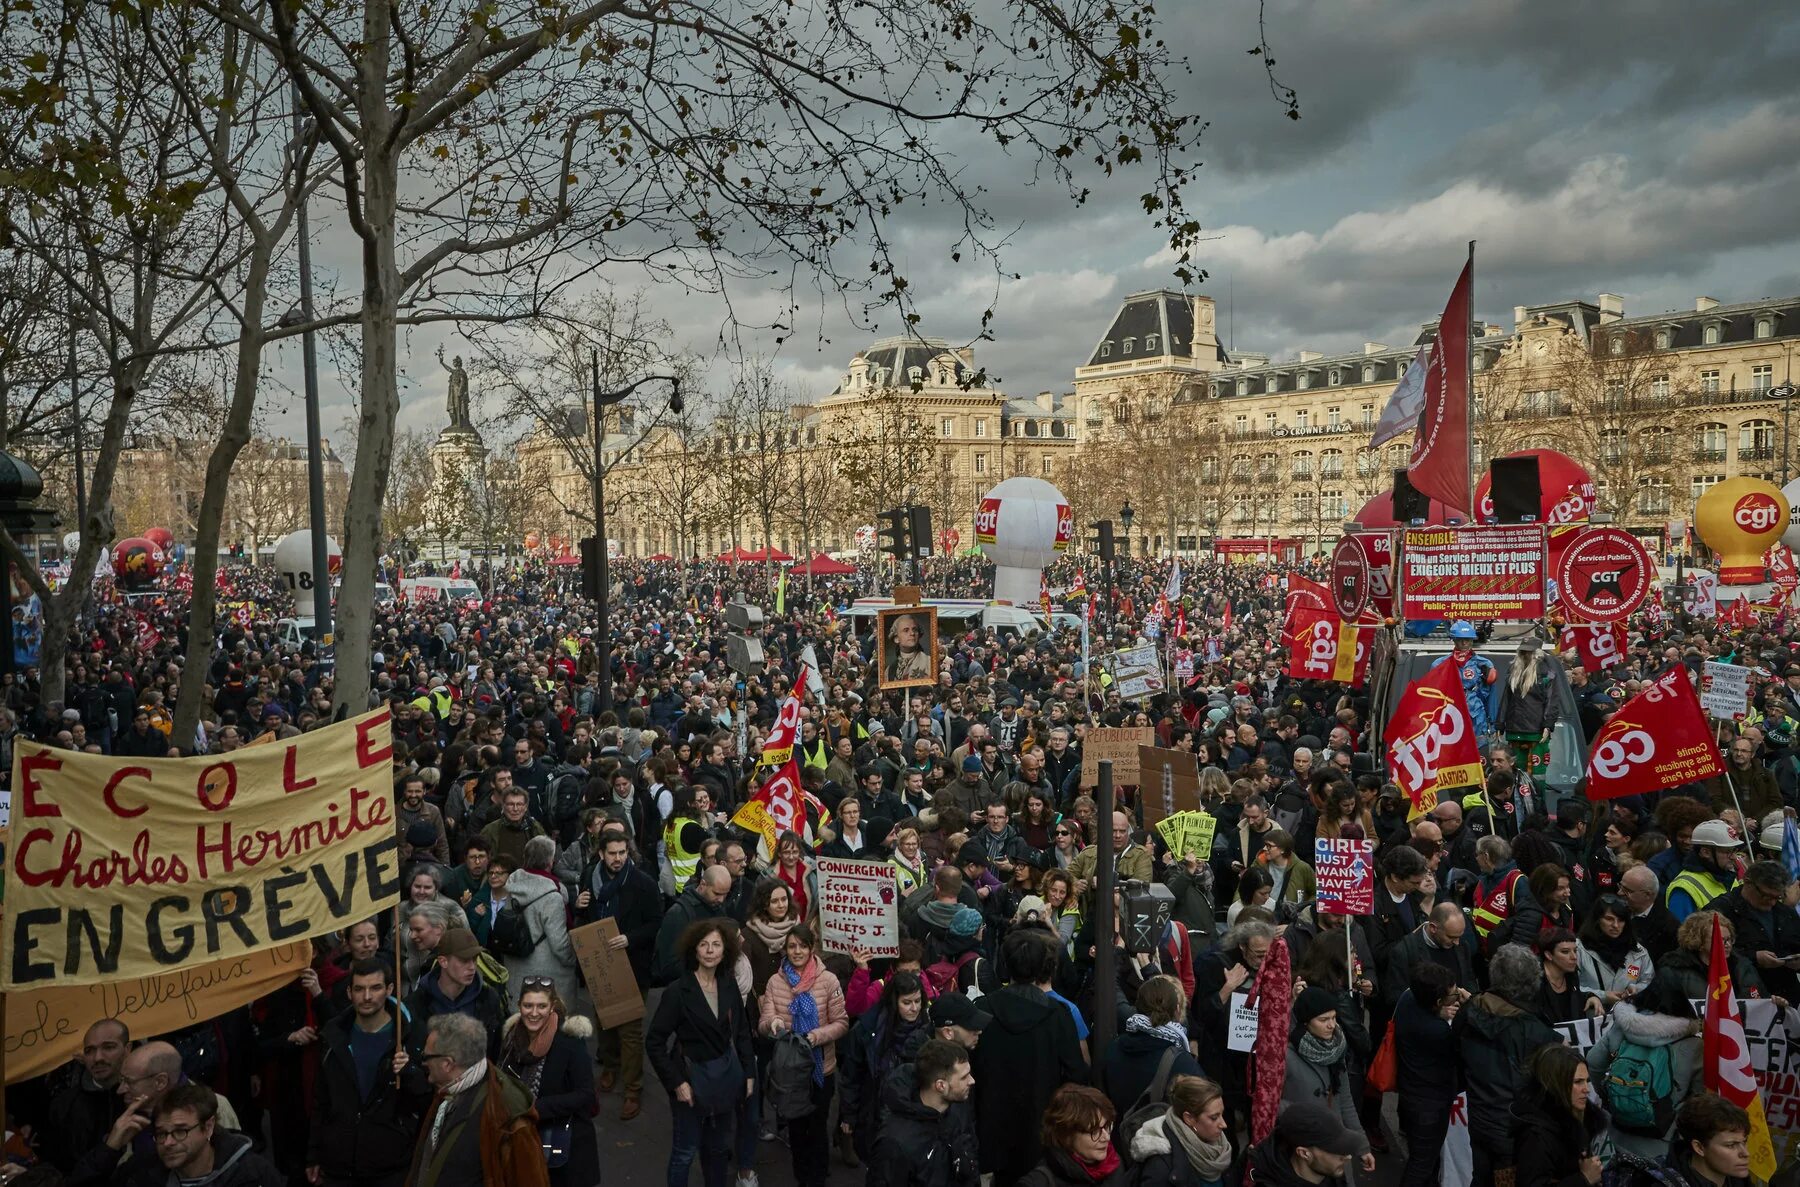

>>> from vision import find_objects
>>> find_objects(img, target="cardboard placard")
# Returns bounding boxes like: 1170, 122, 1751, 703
570, 918, 645, 1029
1080, 727, 1155, 788
1701, 660, 1751, 721
1138, 745, 1201, 825
816, 856, 900, 957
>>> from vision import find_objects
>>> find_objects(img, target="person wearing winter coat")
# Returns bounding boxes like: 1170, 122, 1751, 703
759, 924, 851, 1187
1101, 975, 1203, 1123
1282, 987, 1375, 1180
1616, 1093, 1751, 1187
404, 928, 508, 1063
1243, 1101, 1366, 1187
1575, 896, 1656, 1006
973, 929, 1090, 1187
575, 827, 662, 1121
1584, 1000, 1704, 1161
1453, 943, 1561, 1187
499, 983, 601, 1187
500, 838, 581, 1011
866, 1040, 981, 1187
405, 1012, 551, 1187
1510, 1045, 1607, 1187
1015, 1084, 1128, 1187
645, 918, 757, 1187
115, 1084, 284, 1187
1394, 962, 1463, 1187
839, 972, 933, 1166
307, 958, 431, 1187
1126, 1074, 1237, 1187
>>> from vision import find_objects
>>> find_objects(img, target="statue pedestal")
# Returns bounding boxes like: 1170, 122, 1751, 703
425, 429, 489, 563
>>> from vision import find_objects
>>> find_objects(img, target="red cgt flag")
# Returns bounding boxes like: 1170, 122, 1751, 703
1284, 606, 1375, 686
1703, 914, 1779, 1179
1406, 258, 1474, 515
1558, 620, 1627, 673
1383, 659, 1483, 818
1584, 665, 1725, 799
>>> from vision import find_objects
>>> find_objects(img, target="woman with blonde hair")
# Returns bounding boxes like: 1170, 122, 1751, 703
1500, 636, 1559, 781
500, 978, 600, 1186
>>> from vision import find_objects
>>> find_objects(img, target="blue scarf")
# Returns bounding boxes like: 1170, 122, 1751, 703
782, 959, 825, 1086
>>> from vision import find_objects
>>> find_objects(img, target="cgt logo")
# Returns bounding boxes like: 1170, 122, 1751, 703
1591, 727, 1653, 780
1734, 492, 1783, 533
1054, 504, 1074, 549
973, 499, 1001, 539
1302, 620, 1337, 675
1389, 693, 1467, 790
1585, 569, 1625, 599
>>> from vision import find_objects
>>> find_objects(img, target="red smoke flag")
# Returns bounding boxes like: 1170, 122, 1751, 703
1383, 660, 1483, 818
1406, 258, 1474, 515
1285, 574, 1330, 614
1703, 914, 1779, 1179
1584, 665, 1725, 800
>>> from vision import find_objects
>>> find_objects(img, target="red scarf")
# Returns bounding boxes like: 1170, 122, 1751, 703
1081, 1145, 1122, 1181
779, 859, 810, 920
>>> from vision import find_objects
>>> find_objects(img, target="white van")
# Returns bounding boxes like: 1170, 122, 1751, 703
401, 576, 483, 604
843, 598, 1052, 640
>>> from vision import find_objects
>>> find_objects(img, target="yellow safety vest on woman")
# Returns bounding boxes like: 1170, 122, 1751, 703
1666, 867, 1729, 920
664, 816, 704, 887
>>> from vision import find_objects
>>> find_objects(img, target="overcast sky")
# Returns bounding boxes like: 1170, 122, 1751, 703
268, 1, 1800, 452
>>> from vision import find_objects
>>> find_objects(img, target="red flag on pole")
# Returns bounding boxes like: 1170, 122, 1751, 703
1584, 665, 1725, 799
1558, 621, 1627, 673
1703, 914, 1779, 1179
1383, 659, 1483, 818
1406, 257, 1474, 515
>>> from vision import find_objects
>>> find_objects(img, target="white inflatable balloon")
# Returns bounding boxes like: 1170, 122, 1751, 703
273, 530, 342, 617
1782, 478, 1800, 553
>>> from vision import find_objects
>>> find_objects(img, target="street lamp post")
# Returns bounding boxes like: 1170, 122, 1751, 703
1118, 500, 1135, 631
590, 350, 681, 717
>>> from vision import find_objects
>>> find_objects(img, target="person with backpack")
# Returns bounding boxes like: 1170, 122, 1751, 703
1584, 998, 1703, 1161
759, 924, 850, 1187
494, 836, 581, 1021
1126, 1075, 1236, 1187
1281, 987, 1373, 1180
839, 971, 933, 1167
645, 918, 756, 1187
1102, 975, 1202, 1124
866, 1039, 980, 1187
1510, 1044, 1608, 1187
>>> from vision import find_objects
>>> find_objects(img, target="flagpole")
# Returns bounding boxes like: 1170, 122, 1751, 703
1465, 240, 1476, 518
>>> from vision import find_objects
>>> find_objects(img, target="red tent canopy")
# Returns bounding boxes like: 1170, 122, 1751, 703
717, 546, 756, 563
646, 553, 676, 562
742, 546, 794, 563
789, 552, 857, 575
548, 555, 581, 566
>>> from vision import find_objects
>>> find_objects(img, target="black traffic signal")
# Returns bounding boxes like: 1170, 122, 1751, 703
1093, 519, 1116, 563
877, 508, 909, 562
578, 536, 600, 599
907, 506, 934, 559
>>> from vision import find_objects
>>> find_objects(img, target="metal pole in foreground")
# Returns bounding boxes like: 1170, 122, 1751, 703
1092, 759, 1118, 1061
291, 86, 333, 670
590, 350, 612, 718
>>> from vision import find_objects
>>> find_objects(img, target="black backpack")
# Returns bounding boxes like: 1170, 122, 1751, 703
487, 902, 535, 958
1117, 1046, 1182, 1157
767, 1033, 820, 1122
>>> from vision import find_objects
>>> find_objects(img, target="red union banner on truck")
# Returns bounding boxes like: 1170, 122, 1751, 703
1399, 524, 1546, 621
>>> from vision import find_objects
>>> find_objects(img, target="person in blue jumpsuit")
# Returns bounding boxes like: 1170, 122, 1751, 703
1433, 621, 1499, 739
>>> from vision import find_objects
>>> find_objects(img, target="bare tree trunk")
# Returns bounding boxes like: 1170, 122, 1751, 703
171, 258, 268, 746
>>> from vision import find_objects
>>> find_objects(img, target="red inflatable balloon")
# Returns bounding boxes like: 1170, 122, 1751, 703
144, 526, 174, 552
113, 537, 164, 587
1474, 448, 1595, 525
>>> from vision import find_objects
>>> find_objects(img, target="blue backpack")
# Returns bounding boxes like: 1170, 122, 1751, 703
1602, 1040, 1675, 1135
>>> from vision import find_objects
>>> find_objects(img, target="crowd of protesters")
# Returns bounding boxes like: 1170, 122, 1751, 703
0, 550, 1782, 1187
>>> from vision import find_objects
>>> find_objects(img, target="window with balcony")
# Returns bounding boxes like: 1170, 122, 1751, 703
1635, 479, 1670, 516
1232, 500, 1252, 525
1641, 426, 1673, 462
941, 417, 954, 436
1740, 419, 1777, 459
1754, 364, 1774, 393
1320, 449, 1344, 478
1701, 370, 1721, 394
1696, 423, 1728, 462
1323, 491, 1346, 519
1200, 459, 1219, 481
1293, 492, 1313, 518
1291, 452, 1313, 478
1651, 375, 1670, 401
1604, 381, 1626, 410
1231, 458, 1250, 479
1600, 428, 1626, 462
1356, 451, 1378, 477
1257, 453, 1279, 478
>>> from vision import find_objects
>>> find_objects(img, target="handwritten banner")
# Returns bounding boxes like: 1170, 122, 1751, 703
1314, 839, 1375, 915
1081, 727, 1155, 788
816, 856, 900, 958
6, 941, 309, 1084
4, 709, 402, 988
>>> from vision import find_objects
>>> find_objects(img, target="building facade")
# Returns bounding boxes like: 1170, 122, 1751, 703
516, 336, 1080, 559
1069, 289, 1800, 557
111, 436, 349, 556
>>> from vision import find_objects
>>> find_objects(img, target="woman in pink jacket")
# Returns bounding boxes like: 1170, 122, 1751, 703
759, 924, 850, 1187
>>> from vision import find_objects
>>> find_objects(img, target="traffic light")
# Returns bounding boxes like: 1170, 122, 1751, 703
578, 536, 600, 599
907, 506, 934, 559
877, 508, 909, 562
724, 601, 766, 677
1093, 519, 1116, 563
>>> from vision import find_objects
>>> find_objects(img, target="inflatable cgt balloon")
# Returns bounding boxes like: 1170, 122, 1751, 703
112, 537, 164, 588
143, 526, 175, 553
1474, 448, 1595, 525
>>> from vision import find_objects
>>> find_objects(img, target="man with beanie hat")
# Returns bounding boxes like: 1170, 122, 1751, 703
1249, 1101, 1368, 1187
933, 756, 990, 833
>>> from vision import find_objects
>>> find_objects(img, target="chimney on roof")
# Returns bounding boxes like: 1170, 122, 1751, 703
1513, 305, 1528, 331
1695, 296, 1720, 312
1297, 350, 1322, 363
1597, 293, 1624, 324
1362, 342, 1386, 356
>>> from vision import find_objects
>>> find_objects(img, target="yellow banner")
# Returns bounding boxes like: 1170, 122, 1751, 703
4, 709, 402, 989
6, 941, 310, 1083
